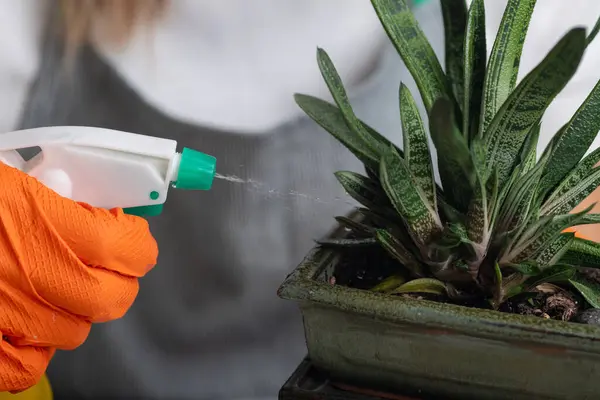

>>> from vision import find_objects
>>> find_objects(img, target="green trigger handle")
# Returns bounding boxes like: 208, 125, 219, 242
124, 204, 165, 217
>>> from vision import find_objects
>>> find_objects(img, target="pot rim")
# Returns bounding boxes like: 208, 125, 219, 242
277, 213, 600, 353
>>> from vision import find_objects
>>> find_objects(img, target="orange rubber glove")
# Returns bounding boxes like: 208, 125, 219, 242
0, 162, 158, 393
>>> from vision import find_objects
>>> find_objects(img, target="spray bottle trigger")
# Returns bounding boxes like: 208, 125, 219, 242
123, 204, 164, 217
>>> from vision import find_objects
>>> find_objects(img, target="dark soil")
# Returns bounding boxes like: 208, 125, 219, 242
332, 246, 398, 290
328, 245, 587, 323
581, 268, 600, 284
331, 245, 448, 303
499, 290, 580, 322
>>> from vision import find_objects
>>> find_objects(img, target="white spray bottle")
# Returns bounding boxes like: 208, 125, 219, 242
0, 126, 217, 216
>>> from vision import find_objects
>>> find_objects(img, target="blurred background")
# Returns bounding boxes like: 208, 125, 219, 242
0, 0, 599, 399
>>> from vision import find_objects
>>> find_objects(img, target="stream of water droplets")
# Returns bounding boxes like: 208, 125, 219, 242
214, 173, 355, 206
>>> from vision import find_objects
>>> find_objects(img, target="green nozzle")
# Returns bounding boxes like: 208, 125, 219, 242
173, 147, 216, 190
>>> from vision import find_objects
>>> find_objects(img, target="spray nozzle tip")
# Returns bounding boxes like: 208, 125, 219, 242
173, 147, 216, 190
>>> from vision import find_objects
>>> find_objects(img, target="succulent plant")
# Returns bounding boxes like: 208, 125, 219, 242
295, 0, 600, 309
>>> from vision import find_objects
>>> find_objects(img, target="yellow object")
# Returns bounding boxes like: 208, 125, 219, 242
0, 375, 52, 400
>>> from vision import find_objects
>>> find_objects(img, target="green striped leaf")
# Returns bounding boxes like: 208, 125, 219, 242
479, 0, 536, 136
519, 122, 541, 176
429, 97, 476, 211
362, 123, 401, 162
543, 168, 600, 216
392, 278, 447, 295
492, 262, 503, 307
357, 207, 395, 229
491, 165, 521, 228
569, 274, 600, 308
375, 229, 425, 276
509, 261, 541, 276
543, 147, 600, 212
578, 214, 600, 225
486, 168, 500, 222
506, 214, 553, 254
508, 209, 590, 263
560, 236, 600, 269
334, 171, 388, 210
540, 80, 600, 196
400, 83, 436, 208
335, 216, 374, 235
524, 264, 575, 289
496, 144, 551, 234
533, 232, 575, 267
462, 0, 486, 142
295, 94, 379, 167
466, 173, 490, 248
441, 0, 468, 109
430, 223, 473, 261
484, 28, 587, 187
317, 48, 391, 157
380, 146, 442, 244
370, 0, 449, 112
448, 221, 474, 246
466, 168, 498, 268
496, 160, 545, 234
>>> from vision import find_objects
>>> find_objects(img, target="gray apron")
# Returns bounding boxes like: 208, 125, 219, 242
17, 3, 443, 399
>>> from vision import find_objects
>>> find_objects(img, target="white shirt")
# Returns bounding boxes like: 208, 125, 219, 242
0, 0, 599, 142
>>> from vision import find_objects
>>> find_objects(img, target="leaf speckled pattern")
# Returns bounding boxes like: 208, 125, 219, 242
375, 229, 425, 276
380, 146, 441, 244
400, 83, 436, 208
466, 176, 488, 247
371, 0, 449, 111
540, 80, 600, 194
543, 168, 600, 216
484, 28, 586, 187
562, 237, 600, 269
441, 0, 467, 110
510, 211, 590, 264
479, 0, 536, 137
462, 0, 486, 142
543, 147, 600, 214
334, 171, 386, 210
534, 233, 574, 267
302, 0, 600, 308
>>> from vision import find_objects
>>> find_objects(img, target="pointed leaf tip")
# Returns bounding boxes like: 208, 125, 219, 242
370, 0, 449, 112
316, 48, 394, 164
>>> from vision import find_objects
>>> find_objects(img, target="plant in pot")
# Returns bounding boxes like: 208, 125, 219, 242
277, 0, 600, 399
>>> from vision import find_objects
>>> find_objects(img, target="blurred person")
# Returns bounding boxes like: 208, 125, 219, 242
0, 0, 599, 399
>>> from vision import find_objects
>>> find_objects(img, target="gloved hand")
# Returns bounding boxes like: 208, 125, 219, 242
0, 162, 158, 393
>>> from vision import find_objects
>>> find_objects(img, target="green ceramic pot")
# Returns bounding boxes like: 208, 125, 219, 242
277, 215, 600, 400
